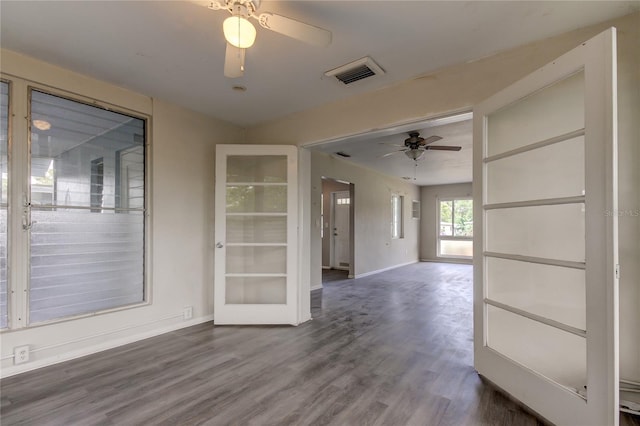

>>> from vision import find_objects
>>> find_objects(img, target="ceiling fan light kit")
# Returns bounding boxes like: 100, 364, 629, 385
223, 15, 256, 48
404, 149, 425, 161
209, 0, 332, 78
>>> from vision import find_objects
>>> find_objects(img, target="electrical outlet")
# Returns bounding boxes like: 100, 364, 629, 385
183, 306, 193, 320
14, 345, 30, 365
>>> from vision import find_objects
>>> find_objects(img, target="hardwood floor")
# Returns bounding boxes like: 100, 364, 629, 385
322, 268, 349, 284
1, 262, 638, 425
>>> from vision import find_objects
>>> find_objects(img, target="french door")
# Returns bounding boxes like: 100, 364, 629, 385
214, 144, 298, 325
473, 28, 618, 425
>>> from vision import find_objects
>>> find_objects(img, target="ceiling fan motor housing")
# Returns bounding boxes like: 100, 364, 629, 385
405, 131, 425, 146
212, 0, 259, 15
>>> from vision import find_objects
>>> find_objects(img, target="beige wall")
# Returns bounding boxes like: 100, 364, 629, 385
614, 13, 640, 384
420, 183, 473, 263
249, 12, 640, 391
310, 151, 420, 288
0, 49, 244, 376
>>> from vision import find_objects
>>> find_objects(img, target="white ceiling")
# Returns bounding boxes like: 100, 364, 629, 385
311, 112, 473, 186
1, 1, 637, 185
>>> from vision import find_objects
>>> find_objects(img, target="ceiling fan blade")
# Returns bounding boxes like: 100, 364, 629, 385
379, 150, 407, 158
426, 145, 462, 151
257, 13, 332, 47
224, 43, 245, 78
422, 135, 443, 145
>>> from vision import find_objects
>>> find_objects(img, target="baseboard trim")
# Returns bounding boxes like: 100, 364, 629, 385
1, 314, 215, 379
321, 266, 331, 270
353, 260, 418, 279
420, 258, 473, 265
310, 284, 323, 291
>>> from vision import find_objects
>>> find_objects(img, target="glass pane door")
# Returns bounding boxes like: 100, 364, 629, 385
474, 29, 618, 425
214, 145, 298, 325
226, 155, 287, 305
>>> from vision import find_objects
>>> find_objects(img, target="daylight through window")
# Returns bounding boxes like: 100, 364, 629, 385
438, 198, 473, 258
28, 90, 146, 323
391, 194, 404, 239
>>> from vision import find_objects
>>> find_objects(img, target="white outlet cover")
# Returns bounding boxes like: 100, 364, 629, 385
183, 306, 193, 320
14, 345, 30, 365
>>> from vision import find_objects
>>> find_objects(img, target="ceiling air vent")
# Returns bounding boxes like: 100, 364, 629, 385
325, 56, 385, 85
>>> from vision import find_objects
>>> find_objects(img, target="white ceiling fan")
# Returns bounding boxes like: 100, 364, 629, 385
208, 0, 332, 78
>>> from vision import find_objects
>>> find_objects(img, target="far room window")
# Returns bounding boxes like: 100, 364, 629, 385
320, 193, 324, 239
438, 198, 472, 258
28, 89, 146, 324
391, 194, 404, 239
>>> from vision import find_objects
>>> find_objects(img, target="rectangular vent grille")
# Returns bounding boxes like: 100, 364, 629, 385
335, 65, 376, 85
324, 56, 385, 86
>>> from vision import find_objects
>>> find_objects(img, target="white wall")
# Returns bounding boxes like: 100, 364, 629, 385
310, 151, 420, 289
420, 183, 473, 263
0, 49, 244, 377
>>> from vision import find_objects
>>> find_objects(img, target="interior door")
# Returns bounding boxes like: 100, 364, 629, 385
331, 191, 350, 270
214, 144, 298, 325
473, 28, 618, 425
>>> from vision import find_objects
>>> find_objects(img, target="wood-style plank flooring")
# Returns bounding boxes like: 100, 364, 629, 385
1, 263, 638, 425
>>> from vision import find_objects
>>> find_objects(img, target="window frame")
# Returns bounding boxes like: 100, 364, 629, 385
437, 197, 473, 259
0, 77, 152, 331
391, 194, 404, 239
0, 78, 12, 330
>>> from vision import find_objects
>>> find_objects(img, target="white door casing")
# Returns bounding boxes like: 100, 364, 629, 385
473, 28, 618, 425
214, 144, 298, 325
331, 191, 350, 270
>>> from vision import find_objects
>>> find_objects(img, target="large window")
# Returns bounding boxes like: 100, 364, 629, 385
391, 194, 404, 239
0, 81, 9, 329
26, 90, 146, 324
438, 198, 473, 258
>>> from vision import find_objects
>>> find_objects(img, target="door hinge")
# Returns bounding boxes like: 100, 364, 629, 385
615, 264, 620, 280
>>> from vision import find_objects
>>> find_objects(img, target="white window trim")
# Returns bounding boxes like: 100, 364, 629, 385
437, 197, 473, 259
0, 75, 152, 331
391, 194, 404, 239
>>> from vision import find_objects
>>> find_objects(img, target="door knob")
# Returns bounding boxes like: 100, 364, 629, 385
216, 242, 224, 248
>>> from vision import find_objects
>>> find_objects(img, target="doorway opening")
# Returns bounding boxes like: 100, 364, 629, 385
321, 177, 354, 280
